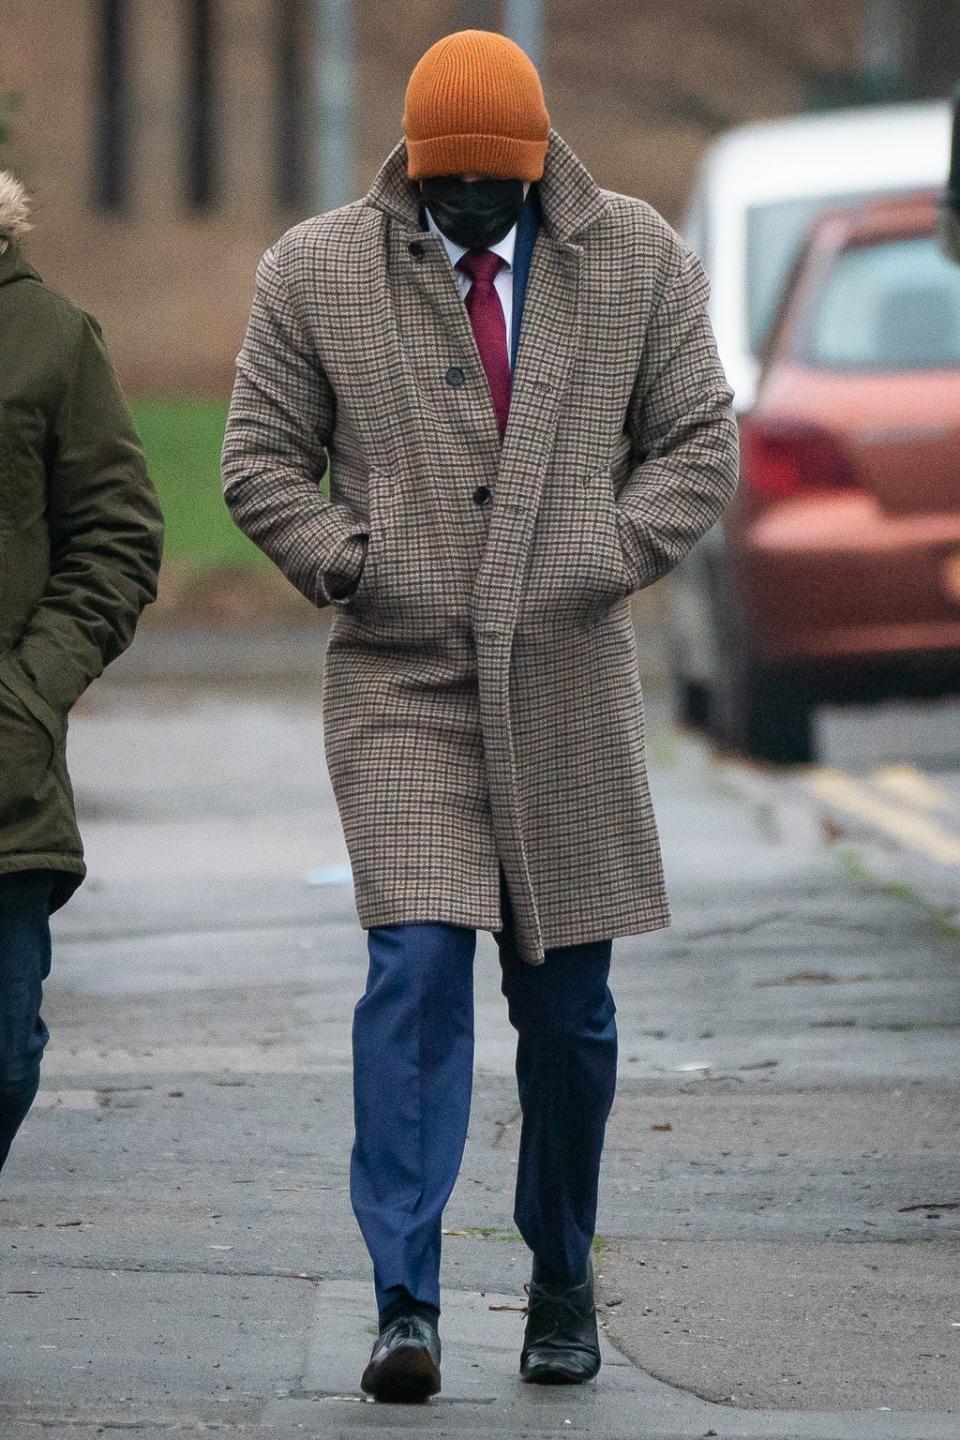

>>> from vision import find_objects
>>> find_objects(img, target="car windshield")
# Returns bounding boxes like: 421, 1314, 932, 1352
746, 190, 912, 355
800, 233, 960, 371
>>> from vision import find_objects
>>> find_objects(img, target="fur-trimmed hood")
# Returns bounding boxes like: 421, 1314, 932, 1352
0, 171, 31, 254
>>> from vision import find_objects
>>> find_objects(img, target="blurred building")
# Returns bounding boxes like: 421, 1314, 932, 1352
0, 0, 924, 395
3, 0, 328, 393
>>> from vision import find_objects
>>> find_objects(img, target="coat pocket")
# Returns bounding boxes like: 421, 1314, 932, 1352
0, 650, 65, 825
522, 469, 634, 632
579, 468, 633, 611
343, 468, 397, 610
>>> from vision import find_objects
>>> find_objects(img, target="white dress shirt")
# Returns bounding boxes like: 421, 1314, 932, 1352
424, 208, 517, 369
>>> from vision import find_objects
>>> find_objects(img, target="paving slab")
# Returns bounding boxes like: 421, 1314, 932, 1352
1, 1264, 311, 1431
603, 1239, 959, 1413
261, 1280, 960, 1440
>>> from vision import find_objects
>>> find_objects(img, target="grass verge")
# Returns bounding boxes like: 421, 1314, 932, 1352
132, 398, 264, 571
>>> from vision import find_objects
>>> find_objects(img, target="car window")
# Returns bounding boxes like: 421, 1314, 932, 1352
745, 189, 913, 356
801, 233, 960, 371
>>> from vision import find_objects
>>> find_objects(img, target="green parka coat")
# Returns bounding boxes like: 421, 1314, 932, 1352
0, 174, 163, 910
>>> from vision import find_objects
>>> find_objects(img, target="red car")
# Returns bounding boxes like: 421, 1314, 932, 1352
709, 189, 960, 763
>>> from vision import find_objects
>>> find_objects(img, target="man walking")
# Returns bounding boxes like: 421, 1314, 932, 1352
0, 173, 163, 1174
222, 29, 738, 1400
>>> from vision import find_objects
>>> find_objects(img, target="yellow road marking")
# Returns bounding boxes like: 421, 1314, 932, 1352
871, 764, 957, 815
804, 768, 960, 866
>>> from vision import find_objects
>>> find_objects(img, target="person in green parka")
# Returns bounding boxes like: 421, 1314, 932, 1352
0, 171, 163, 1172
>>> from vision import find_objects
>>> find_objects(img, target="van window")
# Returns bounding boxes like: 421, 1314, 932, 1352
801, 233, 960, 371
746, 189, 913, 355
683, 182, 709, 274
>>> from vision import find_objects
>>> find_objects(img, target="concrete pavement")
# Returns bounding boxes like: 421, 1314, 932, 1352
1, 653, 958, 1437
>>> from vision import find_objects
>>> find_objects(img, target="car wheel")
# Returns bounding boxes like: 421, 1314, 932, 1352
709, 566, 817, 766
719, 651, 815, 765
671, 672, 711, 731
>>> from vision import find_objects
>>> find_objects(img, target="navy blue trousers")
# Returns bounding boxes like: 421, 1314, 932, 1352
350, 876, 618, 1321
0, 870, 56, 1173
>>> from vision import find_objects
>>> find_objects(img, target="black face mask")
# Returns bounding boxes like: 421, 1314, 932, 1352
420, 175, 525, 250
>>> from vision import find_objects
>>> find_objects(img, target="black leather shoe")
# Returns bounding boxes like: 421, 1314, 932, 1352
520, 1258, 601, 1384
360, 1311, 441, 1402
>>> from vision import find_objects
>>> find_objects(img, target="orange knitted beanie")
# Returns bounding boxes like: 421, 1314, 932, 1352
403, 30, 550, 181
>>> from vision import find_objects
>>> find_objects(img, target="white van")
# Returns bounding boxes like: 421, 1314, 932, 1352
667, 99, 953, 732
685, 99, 952, 411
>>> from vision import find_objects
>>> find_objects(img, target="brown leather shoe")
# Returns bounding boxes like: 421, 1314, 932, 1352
520, 1257, 601, 1384
360, 1311, 441, 1402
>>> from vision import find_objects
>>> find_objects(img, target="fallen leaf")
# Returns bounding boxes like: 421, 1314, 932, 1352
754, 970, 872, 988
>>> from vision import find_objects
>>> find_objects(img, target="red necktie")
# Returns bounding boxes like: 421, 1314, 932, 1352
455, 248, 511, 440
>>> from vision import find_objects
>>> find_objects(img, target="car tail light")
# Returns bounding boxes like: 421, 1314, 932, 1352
739, 415, 859, 500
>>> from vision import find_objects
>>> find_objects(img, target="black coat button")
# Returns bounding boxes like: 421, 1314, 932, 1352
408, 241, 424, 258
472, 485, 492, 506
446, 366, 466, 387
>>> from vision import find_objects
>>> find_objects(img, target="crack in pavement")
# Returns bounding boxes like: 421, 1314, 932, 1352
6, 1258, 322, 1282
57, 916, 342, 946
0, 1419, 244, 1433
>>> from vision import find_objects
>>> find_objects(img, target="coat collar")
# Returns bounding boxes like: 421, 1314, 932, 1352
363, 127, 609, 244
0, 241, 41, 289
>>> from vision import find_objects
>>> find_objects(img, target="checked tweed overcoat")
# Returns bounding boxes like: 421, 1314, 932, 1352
221, 129, 739, 965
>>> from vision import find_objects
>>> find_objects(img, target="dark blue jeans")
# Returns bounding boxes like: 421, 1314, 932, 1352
350, 873, 618, 1322
0, 870, 56, 1173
